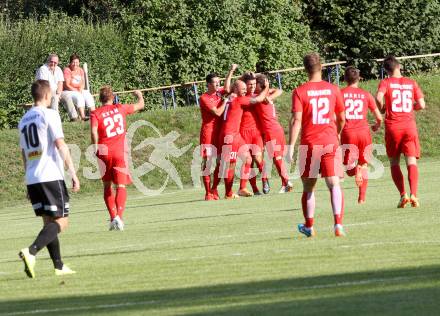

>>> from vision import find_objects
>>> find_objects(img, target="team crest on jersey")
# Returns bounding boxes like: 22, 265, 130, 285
27, 150, 42, 160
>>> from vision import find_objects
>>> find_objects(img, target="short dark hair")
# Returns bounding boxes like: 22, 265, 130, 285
255, 74, 267, 90
206, 73, 219, 84
303, 52, 321, 74
69, 53, 80, 63
31, 80, 51, 102
241, 72, 256, 83
383, 55, 399, 73
99, 85, 113, 103
344, 66, 360, 85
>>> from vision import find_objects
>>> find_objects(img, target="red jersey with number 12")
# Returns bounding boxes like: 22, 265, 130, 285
377, 77, 423, 129
341, 86, 376, 132
90, 103, 135, 151
292, 81, 344, 145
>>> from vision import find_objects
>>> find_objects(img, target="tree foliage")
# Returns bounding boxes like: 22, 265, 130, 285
302, 0, 440, 76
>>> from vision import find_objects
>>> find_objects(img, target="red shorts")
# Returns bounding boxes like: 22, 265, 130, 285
298, 143, 343, 178
200, 128, 220, 158
97, 153, 132, 185
340, 129, 372, 165
264, 128, 286, 158
240, 128, 263, 155
385, 127, 420, 159
219, 132, 249, 163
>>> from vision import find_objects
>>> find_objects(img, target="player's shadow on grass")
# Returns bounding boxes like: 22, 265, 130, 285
2, 265, 440, 315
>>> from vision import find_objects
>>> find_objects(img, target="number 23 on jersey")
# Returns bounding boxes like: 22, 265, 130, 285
104, 114, 124, 138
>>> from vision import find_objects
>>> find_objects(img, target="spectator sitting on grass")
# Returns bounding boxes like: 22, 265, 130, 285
63, 53, 96, 121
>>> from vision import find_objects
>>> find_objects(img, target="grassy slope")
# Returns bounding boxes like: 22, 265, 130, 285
1, 73, 439, 206
0, 160, 439, 315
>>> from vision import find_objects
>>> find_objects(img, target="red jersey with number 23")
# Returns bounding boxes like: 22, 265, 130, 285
377, 77, 423, 130
341, 86, 377, 132
90, 103, 135, 154
292, 81, 344, 145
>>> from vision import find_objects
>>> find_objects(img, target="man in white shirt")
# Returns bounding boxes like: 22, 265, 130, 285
18, 80, 80, 278
35, 54, 78, 121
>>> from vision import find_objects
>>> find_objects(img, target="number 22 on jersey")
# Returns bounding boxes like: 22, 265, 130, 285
345, 99, 363, 120
311, 97, 330, 124
104, 113, 124, 138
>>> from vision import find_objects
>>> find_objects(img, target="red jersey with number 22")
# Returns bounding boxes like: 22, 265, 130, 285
341, 86, 377, 132
377, 77, 423, 130
90, 103, 135, 153
292, 81, 344, 145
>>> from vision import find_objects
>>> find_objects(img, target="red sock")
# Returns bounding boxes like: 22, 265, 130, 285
359, 168, 368, 201
391, 165, 406, 195
115, 187, 127, 218
274, 158, 288, 186
104, 186, 116, 220
301, 192, 315, 228
202, 175, 211, 195
225, 169, 235, 197
359, 178, 368, 201
407, 164, 418, 196
239, 162, 251, 190
211, 162, 221, 191
249, 177, 259, 193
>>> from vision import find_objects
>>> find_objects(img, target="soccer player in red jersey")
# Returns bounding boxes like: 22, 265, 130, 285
254, 74, 292, 193
376, 56, 425, 208
341, 67, 382, 204
90, 86, 144, 230
215, 79, 269, 199
238, 72, 267, 197
199, 65, 237, 201
289, 53, 346, 237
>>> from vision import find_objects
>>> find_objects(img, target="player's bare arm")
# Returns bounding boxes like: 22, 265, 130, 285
55, 138, 80, 192
335, 110, 345, 135
91, 125, 99, 153
266, 88, 282, 103
210, 97, 229, 117
288, 112, 302, 161
224, 64, 238, 94
371, 108, 383, 132
376, 91, 386, 113
132, 90, 145, 112
415, 98, 426, 110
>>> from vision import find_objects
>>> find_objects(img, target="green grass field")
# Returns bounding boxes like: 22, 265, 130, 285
1, 158, 439, 315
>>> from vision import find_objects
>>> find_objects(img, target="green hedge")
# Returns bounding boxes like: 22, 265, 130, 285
0, 13, 128, 128
303, 0, 440, 76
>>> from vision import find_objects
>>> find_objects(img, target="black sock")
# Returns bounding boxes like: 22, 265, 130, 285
47, 237, 63, 270
29, 222, 60, 256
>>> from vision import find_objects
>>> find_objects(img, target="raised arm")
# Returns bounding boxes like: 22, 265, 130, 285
132, 90, 145, 112
250, 78, 270, 104
224, 64, 238, 94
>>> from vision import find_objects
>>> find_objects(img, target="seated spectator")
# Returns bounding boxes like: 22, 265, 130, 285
63, 53, 96, 120
36, 54, 78, 121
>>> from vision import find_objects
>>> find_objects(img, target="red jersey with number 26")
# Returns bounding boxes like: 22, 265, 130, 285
341, 86, 377, 132
292, 81, 344, 145
90, 103, 135, 152
377, 77, 423, 129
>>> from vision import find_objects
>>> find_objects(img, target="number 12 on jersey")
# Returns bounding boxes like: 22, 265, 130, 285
311, 97, 330, 124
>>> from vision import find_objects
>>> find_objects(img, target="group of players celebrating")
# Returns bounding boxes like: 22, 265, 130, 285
17, 52, 424, 279
199, 53, 425, 238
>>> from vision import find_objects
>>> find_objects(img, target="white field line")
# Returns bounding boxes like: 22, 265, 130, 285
1, 275, 426, 316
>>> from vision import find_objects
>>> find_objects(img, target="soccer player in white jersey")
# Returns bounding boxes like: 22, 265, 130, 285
18, 80, 80, 278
